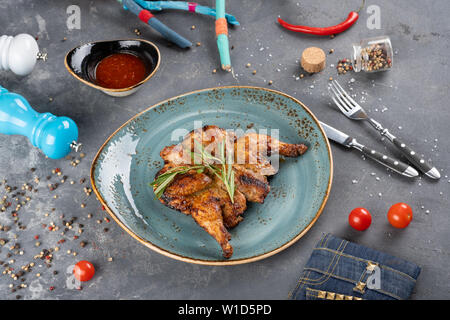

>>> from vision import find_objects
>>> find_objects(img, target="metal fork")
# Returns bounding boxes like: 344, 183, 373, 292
328, 80, 440, 179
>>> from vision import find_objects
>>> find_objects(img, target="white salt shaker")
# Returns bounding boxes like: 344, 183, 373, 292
0, 33, 47, 76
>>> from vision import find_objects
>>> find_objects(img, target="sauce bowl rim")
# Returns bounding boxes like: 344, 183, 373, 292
64, 38, 161, 93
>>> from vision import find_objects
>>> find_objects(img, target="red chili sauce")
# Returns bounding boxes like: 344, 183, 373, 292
95, 53, 147, 89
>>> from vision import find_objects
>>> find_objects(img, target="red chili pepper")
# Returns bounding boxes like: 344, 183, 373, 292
278, 0, 364, 36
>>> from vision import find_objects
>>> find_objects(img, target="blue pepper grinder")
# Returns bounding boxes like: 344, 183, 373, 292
0, 85, 81, 159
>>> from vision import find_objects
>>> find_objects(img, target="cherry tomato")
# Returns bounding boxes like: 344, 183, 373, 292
348, 207, 372, 231
387, 203, 413, 228
73, 260, 95, 282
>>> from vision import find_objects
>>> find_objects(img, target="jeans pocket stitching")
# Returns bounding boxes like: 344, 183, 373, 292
299, 240, 346, 284
298, 241, 349, 286
314, 248, 418, 282
287, 234, 339, 299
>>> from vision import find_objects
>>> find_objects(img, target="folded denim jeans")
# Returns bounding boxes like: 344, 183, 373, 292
289, 233, 421, 300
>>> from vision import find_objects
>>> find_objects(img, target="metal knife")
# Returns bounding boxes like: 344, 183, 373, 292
320, 121, 419, 178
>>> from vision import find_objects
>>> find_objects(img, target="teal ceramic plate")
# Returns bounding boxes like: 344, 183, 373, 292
91, 86, 333, 265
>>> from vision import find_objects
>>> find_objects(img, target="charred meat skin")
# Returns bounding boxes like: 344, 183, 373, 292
158, 170, 246, 258
233, 165, 270, 204
154, 125, 307, 258
164, 171, 212, 196
158, 171, 242, 258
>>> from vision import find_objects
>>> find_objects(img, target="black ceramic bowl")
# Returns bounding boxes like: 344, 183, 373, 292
65, 39, 160, 97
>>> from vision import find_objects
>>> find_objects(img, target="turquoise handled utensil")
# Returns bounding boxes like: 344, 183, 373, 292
121, 0, 192, 48
133, 0, 239, 26
0, 86, 81, 159
215, 0, 231, 71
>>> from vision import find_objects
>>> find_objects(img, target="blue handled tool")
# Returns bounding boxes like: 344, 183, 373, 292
122, 0, 192, 48
215, 0, 231, 71
0, 86, 81, 159
133, 0, 239, 26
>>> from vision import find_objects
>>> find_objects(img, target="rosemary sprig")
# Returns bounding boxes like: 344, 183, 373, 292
193, 140, 235, 203
150, 140, 236, 203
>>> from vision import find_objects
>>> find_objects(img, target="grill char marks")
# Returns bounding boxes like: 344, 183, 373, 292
164, 171, 212, 196
158, 173, 240, 258
153, 125, 307, 258
233, 165, 270, 203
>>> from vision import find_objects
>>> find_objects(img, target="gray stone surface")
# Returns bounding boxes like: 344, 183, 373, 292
0, 0, 449, 299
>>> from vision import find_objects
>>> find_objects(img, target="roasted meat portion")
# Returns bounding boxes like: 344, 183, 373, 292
160, 170, 246, 258
154, 125, 307, 258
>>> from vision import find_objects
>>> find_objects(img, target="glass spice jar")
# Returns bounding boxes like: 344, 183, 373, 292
352, 36, 393, 73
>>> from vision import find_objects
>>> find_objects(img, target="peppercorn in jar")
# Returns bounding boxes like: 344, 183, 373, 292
352, 36, 393, 72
